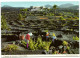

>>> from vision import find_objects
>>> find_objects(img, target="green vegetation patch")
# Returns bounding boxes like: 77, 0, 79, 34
63, 41, 68, 46
73, 36, 79, 40
2, 44, 18, 52
1, 15, 9, 30
28, 36, 51, 51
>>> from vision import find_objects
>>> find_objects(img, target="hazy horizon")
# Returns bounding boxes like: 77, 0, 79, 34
1, 1, 79, 8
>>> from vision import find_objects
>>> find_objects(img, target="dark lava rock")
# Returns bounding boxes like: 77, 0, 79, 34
50, 39, 63, 48
57, 34, 62, 38
15, 40, 21, 45
2, 35, 19, 42
69, 41, 79, 49
72, 41, 79, 48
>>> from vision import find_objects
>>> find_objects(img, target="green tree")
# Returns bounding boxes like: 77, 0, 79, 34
53, 5, 58, 20
20, 8, 28, 17
24, 8, 28, 16
18, 14, 23, 20
53, 5, 58, 16
1, 15, 8, 30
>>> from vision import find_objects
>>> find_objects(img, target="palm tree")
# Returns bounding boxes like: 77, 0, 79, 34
24, 8, 28, 16
20, 8, 28, 17
53, 5, 58, 16
53, 5, 58, 19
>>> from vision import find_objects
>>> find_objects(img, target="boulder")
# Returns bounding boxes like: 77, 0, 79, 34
42, 50, 47, 54
50, 39, 63, 48
48, 50, 52, 54
58, 45, 63, 49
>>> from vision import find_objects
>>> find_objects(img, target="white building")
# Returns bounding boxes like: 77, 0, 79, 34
30, 6, 46, 11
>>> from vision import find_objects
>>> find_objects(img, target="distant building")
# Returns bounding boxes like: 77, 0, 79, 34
31, 7, 40, 11
30, 6, 46, 11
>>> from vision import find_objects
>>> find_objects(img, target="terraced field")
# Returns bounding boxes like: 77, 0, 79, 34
1, 16, 79, 55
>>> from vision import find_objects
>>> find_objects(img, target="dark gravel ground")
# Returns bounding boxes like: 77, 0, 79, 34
2, 50, 44, 55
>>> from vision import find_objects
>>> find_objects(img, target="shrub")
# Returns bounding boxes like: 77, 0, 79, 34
73, 36, 79, 40
67, 16, 72, 18
21, 25, 24, 27
42, 41, 51, 51
62, 24, 66, 26
63, 41, 68, 46
28, 36, 42, 50
37, 36, 43, 49
63, 15, 67, 17
21, 40, 27, 47
56, 13, 63, 16
71, 29, 73, 31
37, 36, 42, 44
44, 30, 48, 32
47, 13, 54, 16
67, 46, 70, 50
43, 46, 49, 52
34, 42, 38, 50
67, 18, 71, 20
2, 44, 18, 52
8, 28, 11, 31
59, 17, 64, 20
28, 36, 51, 51
74, 17, 78, 19
29, 39, 35, 50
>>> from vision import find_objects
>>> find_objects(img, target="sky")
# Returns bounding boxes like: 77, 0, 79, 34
1, 1, 79, 8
